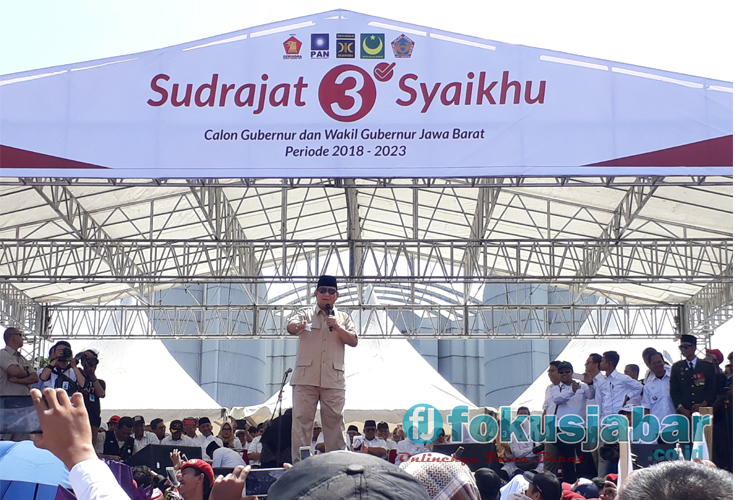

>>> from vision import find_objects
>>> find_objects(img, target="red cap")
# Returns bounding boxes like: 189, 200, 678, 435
181, 459, 214, 486
108, 415, 121, 424
706, 348, 724, 364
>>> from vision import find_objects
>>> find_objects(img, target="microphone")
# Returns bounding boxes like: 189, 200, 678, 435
281, 367, 292, 386
325, 304, 333, 331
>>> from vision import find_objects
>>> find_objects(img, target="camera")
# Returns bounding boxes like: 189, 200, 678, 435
85, 357, 99, 367
59, 347, 73, 361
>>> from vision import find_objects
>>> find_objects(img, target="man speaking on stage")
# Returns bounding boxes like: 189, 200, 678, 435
287, 275, 358, 462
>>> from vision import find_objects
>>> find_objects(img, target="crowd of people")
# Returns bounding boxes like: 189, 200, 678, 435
539, 338, 733, 480
25, 385, 735, 500
3, 326, 734, 499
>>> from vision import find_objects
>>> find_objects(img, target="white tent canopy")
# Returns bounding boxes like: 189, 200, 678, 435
230, 290, 477, 423
511, 311, 735, 410
74, 339, 224, 423
229, 337, 477, 425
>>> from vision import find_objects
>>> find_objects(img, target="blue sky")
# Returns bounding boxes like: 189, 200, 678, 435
0, 0, 732, 81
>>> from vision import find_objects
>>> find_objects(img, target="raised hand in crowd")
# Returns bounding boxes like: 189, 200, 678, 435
30, 387, 96, 470
208, 465, 257, 500
171, 448, 183, 469
31, 387, 129, 500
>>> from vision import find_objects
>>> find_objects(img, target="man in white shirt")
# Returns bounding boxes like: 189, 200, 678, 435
541, 361, 561, 473
597, 351, 643, 420
395, 438, 430, 466
551, 361, 586, 484
623, 364, 643, 408
500, 407, 543, 479
376, 421, 397, 461
580, 353, 605, 478
161, 420, 195, 447
641, 347, 658, 384
353, 419, 386, 458
132, 416, 157, 454
247, 423, 265, 467
182, 417, 200, 442
594, 350, 643, 476
37, 341, 86, 396
94, 423, 108, 454
641, 352, 675, 432
192, 417, 222, 461
310, 421, 325, 455
149, 418, 170, 444
207, 441, 246, 468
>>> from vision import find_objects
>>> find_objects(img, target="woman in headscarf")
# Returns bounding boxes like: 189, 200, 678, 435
217, 419, 242, 449
400, 452, 481, 500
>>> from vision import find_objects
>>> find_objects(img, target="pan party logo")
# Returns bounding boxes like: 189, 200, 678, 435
391, 34, 414, 58
311, 33, 329, 59
360, 34, 385, 59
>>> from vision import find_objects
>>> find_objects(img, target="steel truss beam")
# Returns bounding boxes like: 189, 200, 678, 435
31, 185, 150, 300
571, 181, 658, 299
47, 303, 679, 339
6, 176, 732, 189
683, 263, 734, 336
464, 179, 503, 276
1, 238, 730, 285
0, 282, 43, 334
188, 183, 256, 279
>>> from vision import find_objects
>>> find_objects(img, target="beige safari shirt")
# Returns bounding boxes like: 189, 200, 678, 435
289, 305, 357, 390
0, 345, 33, 396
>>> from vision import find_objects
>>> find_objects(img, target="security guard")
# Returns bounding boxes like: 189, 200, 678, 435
669, 334, 717, 419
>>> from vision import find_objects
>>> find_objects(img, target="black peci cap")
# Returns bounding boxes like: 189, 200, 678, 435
316, 275, 337, 289
680, 334, 697, 346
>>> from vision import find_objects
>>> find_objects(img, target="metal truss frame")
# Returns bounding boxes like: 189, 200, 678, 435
683, 263, 734, 336
30, 184, 151, 301
0, 238, 730, 285
1, 175, 731, 340
46, 303, 679, 340
4, 176, 732, 188
0, 281, 43, 334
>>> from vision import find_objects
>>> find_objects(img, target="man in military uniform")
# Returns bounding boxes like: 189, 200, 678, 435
287, 275, 358, 462
670, 334, 717, 420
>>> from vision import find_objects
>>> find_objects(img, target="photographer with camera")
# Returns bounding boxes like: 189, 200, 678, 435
38, 341, 86, 396
76, 349, 106, 445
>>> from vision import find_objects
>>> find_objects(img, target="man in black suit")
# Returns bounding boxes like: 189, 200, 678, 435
670, 334, 717, 419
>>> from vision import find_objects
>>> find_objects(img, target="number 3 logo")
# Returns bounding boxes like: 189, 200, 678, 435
318, 65, 377, 122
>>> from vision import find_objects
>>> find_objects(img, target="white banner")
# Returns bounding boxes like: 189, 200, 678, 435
0, 10, 732, 178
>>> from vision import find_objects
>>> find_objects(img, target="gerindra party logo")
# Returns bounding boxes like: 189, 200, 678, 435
318, 64, 377, 122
